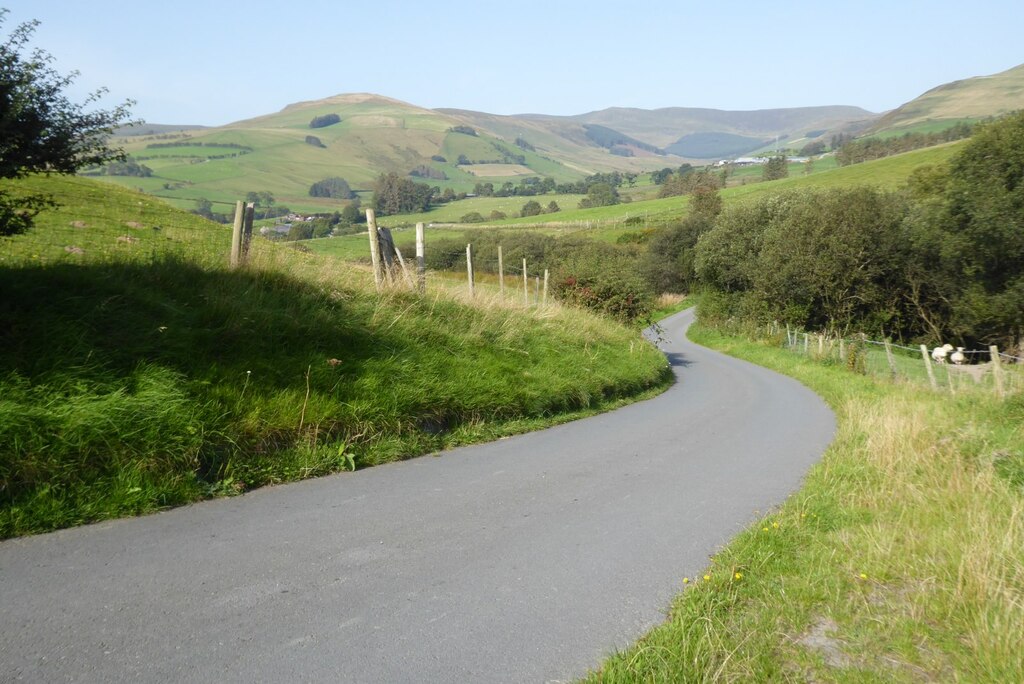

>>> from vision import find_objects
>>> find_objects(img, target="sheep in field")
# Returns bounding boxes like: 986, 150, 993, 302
950, 347, 966, 365
932, 344, 954, 364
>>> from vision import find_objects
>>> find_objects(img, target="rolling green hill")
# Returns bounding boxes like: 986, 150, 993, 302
870, 62, 1024, 133
99, 94, 663, 215
92, 62, 1023, 219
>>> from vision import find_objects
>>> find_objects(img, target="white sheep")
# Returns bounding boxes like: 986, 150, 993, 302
932, 344, 954, 364
950, 347, 966, 365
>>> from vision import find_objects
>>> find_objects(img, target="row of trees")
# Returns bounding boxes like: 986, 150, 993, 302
835, 123, 976, 166
309, 177, 355, 199
691, 112, 1024, 349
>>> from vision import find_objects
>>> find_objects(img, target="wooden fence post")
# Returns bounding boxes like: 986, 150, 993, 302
394, 246, 415, 290
466, 243, 475, 297
803, 333, 809, 354
919, 344, 939, 391
229, 200, 244, 267
415, 222, 425, 294
543, 269, 549, 306
990, 345, 1005, 398
241, 202, 255, 262
366, 209, 382, 291
883, 339, 898, 380
535, 275, 540, 304
522, 259, 529, 306
498, 245, 504, 295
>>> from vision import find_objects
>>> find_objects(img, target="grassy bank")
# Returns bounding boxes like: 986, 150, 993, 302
587, 323, 1023, 682
0, 176, 670, 538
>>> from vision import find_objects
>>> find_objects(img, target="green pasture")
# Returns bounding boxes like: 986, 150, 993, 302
870, 118, 982, 139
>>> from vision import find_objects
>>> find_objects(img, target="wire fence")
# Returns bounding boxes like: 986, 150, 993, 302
772, 324, 1023, 398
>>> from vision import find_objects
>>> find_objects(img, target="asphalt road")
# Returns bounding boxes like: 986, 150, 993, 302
0, 308, 835, 683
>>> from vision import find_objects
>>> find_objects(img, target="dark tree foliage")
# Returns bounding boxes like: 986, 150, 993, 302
914, 112, 1024, 348
555, 242, 655, 324
308, 113, 341, 129
449, 125, 477, 136
340, 198, 364, 224
304, 135, 325, 148
409, 165, 447, 180
520, 200, 542, 217
650, 167, 674, 185
762, 155, 789, 181
657, 167, 718, 199
460, 212, 484, 223
371, 172, 433, 215
799, 140, 826, 156
695, 187, 912, 335
514, 137, 535, 151
582, 124, 664, 155
835, 122, 976, 166
308, 177, 354, 199
578, 183, 619, 209
641, 214, 714, 293
0, 10, 135, 235
101, 159, 152, 177
431, 154, 447, 162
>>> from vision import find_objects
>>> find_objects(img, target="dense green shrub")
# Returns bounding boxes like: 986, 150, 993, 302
554, 243, 654, 324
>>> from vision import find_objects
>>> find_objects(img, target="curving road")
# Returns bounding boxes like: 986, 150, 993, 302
0, 309, 834, 683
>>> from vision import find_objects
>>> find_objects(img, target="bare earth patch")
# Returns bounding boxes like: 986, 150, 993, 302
459, 164, 534, 177
796, 616, 851, 668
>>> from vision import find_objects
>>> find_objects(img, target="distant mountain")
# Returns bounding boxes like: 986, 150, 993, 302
570, 105, 876, 149
456, 105, 878, 161
108, 94, 659, 212
101, 66, 1024, 212
871, 62, 1024, 133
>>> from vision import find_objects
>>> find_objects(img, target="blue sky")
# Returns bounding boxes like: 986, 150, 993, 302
5, 1, 1023, 126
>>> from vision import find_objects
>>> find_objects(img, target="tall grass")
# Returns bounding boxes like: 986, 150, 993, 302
587, 323, 1023, 682
0, 175, 670, 538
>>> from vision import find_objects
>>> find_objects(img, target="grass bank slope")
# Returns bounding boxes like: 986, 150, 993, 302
587, 323, 1023, 682
0, 176, 670, 538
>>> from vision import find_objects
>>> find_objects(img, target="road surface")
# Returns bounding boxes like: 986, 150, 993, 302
0, 308, 835, 682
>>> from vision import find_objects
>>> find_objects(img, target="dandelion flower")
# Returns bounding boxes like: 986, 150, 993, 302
682, 577, 689, 584
772, 522, 780, 529
703, 574, 711, 581
734, 572, 743, 580
859, 573, 868, 580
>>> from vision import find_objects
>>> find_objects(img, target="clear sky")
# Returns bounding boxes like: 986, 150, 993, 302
5, 1, 1023, 126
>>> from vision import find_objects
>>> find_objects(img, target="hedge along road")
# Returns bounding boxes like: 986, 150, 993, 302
0, 308, 835, 683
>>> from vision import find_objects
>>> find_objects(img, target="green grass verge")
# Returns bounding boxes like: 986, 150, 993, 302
0, 175, 671, 538
585, 322, 1023, 682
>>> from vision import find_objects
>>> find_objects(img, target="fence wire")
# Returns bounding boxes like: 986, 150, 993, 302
774, 325, 1022, 398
